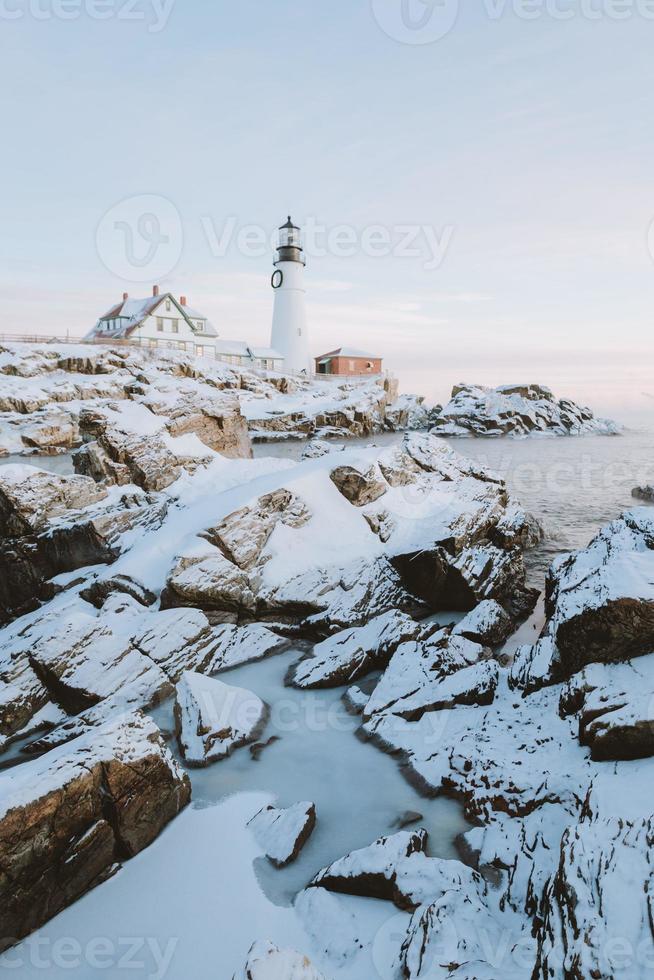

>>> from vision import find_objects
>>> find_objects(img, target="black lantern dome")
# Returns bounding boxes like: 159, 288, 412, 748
275, 216, 306, 266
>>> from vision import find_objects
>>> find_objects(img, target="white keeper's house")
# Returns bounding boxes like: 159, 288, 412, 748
85, 285, 284, 371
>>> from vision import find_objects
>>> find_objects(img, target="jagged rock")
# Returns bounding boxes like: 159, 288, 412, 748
509, 635, 560, 695
311, 830, 485, 913
362, 630, 497, 723
248, 801, 316, 867
236, 941, 328, 980
76, 406, 213, 491
0, 465, 106, 537
540, 510, 654, 676
174, 671, 267, 766
80, 573, 157, 609
288, 610, 428, 689
263, 556, 418, 632
250, 735, 279, 761
0, 487, 167, 625
559, 654, 654, 761
0, 712, 190, 951
401, 882, 505, 979
632, 484, 654, 502
329, 464, 387, 506
535, 812, 654, 980
432, 383, 619, 438
28, 597, 171, 715
204, 489, 311, 569
342, 684, 370, 714
453, 599, 514, 646
163, 549, 257, 615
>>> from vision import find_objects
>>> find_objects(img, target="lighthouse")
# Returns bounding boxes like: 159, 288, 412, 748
270, 216, 311, 374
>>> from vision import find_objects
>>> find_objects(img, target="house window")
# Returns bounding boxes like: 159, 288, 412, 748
349, 360, 356, 370
171, 320, 179, 334
197, 321, 203, 330
165, 300, 171, 311
156, 318, 163, 332
196, 345, 204, 357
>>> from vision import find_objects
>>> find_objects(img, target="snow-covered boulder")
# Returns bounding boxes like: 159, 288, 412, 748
432, 383, 619, 438
203, 488, 310, 569
559, 654, 654, 760
163, 550, 257, 615
236, 941, 328, 980
311, 829, 485, 913
536, 509, 654, 678
0, 712, 190, 951
288, 610, 428, 689
248, 801, 316, 867
452, 599, 514, 646
362, 629, 495, 723
0, 464, 107, 536
149, 433, 539, 632
174, 671, 267, 766
27, 596, 172, 715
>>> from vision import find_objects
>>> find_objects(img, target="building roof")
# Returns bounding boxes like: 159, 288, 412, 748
213, 339, 251, 356
86, 293, 217, 340
249, 346, 284, 360
316, 347, 381, 360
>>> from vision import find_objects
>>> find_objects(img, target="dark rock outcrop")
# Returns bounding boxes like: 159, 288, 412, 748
0, 713, 190, 952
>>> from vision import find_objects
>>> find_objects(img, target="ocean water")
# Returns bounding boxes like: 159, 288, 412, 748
0, 453, 75, 475
255, 427, 654, 588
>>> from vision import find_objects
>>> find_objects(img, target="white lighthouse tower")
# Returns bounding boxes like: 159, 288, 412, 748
270, 216, 311, 374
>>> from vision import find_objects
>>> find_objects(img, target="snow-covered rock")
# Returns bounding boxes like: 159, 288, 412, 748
248, 801, 316, 867
288, 610, 428, 689
311, 829, 486, 913
0, 712, 190, 952
432, 383, 619, 438
329, 463, 387, 506
203, 488, 311, 569
452, 599, 514, 646
174, 671, 267, 765
0, 464, 107, 536
301, 439, 345, 460
362, 629, 495, 723
236, 940, 328, 980
559, 654, 654, 760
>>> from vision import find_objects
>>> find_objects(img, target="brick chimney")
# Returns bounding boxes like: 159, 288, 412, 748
122, 292, 129, 302
153, 285, 160, 297
180, 295, 187, 307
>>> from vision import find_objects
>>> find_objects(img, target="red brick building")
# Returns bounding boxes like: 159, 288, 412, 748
315, 347, 383, 376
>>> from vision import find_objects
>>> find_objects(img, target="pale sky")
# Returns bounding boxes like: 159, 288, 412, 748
2, 1, 654, 421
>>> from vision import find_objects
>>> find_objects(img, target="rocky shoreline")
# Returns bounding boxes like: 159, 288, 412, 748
0, 343, 650, 979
